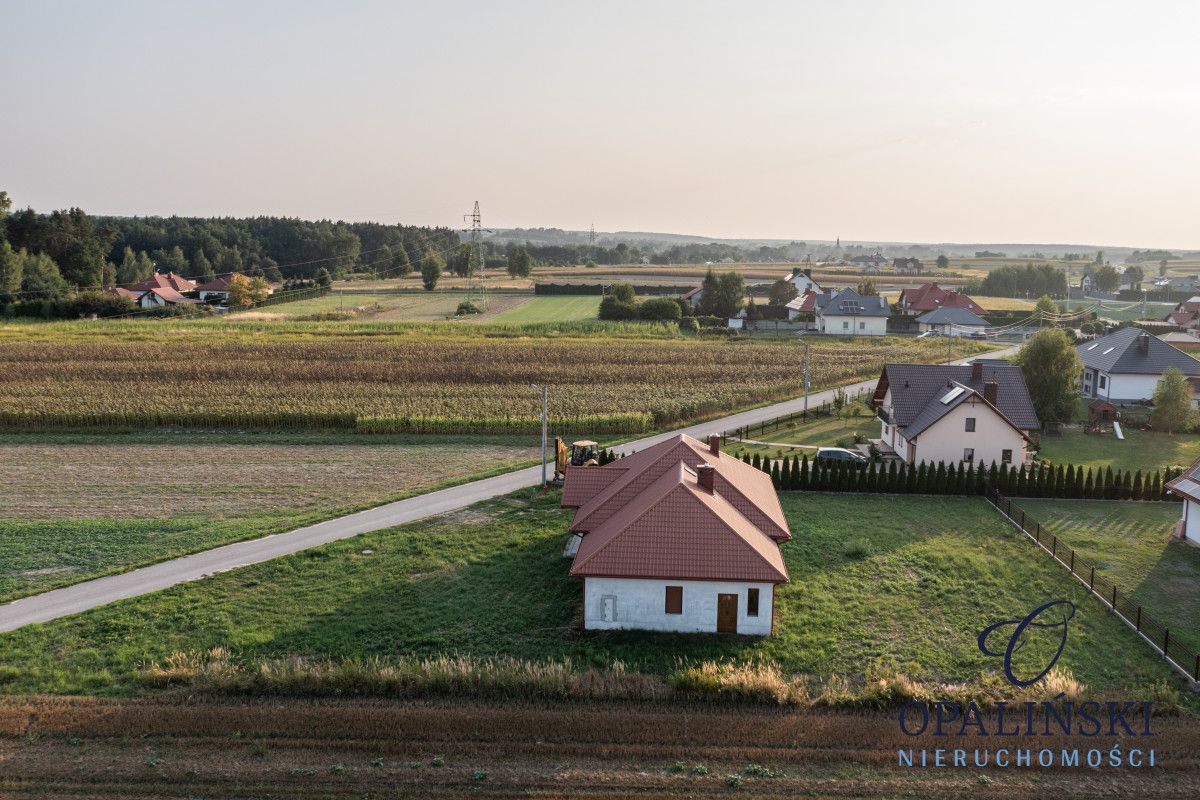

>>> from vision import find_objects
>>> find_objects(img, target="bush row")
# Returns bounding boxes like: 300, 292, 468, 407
745, 451, 1183, 501
535, 283, 694, 296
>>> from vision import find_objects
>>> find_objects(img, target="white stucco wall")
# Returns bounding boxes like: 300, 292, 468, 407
910, 397, 1027, 468
582, 577, 774, 635
818, 315, 888, 336
1184, 499, 1200, 544
787, 273, 820, 293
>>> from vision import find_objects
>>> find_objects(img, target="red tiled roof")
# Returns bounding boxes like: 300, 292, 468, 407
107, 287, 141, 298
562, 467, 625, 507
194, 272, 241, 292
140, 287, 199, 304
128, 272, 198, 292
1166, 310, 1197, 326
786, 289, 818, 313
897, 283, 985, 314
568, 461, 789, 583
682, 286, 702, 300
563, 433, 790, 541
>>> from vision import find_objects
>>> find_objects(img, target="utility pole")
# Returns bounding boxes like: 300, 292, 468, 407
531, 384, 549, 488
799, 338, 811, 416
461, 201, 490, 305
589, 223, 596, 246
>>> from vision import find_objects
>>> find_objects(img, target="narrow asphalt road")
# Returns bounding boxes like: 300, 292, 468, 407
0, 345, 1016, 633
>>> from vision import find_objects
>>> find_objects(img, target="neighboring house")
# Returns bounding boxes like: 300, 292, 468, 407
813, 288, 890, 335
1163, 296, 1200, 328
916, 307, 988, 336
194, 272, 247, 303
681, 286, 704, 305
1155, 275, 1200, 294
1158, 331, 1200, 352
1165, 461, 1200, 546
784, 267, 823, 294
128, 272, 198, 294
871, 361, 1039, 467
1077, 327, 1200, 403
136, 287, 201, 308
784, 289, 818, 321
106, 287, 142, 300
850, 254, 886, 274
893, 257, 923, 275
897, 283, 986, 315
561, 433, 790, 636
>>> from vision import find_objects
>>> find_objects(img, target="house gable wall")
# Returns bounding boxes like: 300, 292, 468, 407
582, 577, 774, 635
910, 397, 1026, 468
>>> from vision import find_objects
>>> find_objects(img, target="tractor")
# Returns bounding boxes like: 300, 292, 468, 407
554, 437, 599, 482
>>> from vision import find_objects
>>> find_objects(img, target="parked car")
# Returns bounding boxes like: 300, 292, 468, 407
917, 330, 941, 338
814, 447, 869, 468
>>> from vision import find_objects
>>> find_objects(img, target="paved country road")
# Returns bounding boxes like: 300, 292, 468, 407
0, 346, 1017, 633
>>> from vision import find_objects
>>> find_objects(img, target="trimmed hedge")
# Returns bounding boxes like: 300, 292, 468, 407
535, 283, 694, 296
746, 452, 1182, 501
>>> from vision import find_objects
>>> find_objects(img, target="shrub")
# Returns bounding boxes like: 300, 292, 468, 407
678, 316, 700, 333
455, 301, 483, 316
638, 297, 682, 321
841, 538, 870, 560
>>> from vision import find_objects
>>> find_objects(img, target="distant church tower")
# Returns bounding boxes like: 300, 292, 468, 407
836, 236, 841, 249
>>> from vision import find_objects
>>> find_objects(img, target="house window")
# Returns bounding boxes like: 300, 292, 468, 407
964, 417, 976, 432
1099, 375, 1107, 389
859, 321, 865, 330
1002, 449, 1013, 464
963, 448, 974, 463
747, 588, 760, 617
664, 585, 683, 615
842, 320, 850, 330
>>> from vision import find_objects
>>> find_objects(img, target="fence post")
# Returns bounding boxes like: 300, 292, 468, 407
1136, 606, 1141, 632
1051, 535, 1057, 556
1164, 628, 1170, 654
1194, 654, 1199, 682
1089, 566, 1094, 589
1111, 585, 1117, 609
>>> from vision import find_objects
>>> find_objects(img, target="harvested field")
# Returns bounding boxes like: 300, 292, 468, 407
0, 697, 1194, 798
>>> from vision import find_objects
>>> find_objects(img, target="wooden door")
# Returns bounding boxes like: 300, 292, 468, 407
717, 593, 738, 633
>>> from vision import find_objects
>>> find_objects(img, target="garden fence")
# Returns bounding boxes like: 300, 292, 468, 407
986, 491, 1199, 683
724, 386, 870, 442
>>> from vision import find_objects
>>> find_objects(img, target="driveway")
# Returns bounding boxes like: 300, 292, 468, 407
0, 345, 1017, 633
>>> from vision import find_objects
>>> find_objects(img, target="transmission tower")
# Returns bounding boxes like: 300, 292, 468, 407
461, 201, 490, 304
589, 223, 596, 245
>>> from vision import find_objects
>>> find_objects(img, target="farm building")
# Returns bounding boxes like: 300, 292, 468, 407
1165, 460, 1200, 546
897, 282, 986, 315
916, 306, 988, 336
561, 433, 790, 636
1077, 328, 1200, 404
871, 361, 1039, 467
813, 288, 890, 335
784, 267, 823, 294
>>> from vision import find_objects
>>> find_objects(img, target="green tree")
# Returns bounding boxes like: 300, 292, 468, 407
0, 190, 10, 239
699, 270, 744, 318
17, 248, 69, 298
392, 244, 411, 276
1034, 294, 1060, 318
1014, 328, 1082, 427
450, 243, 473, 277
767, 279, 798, 306
1151, 367, 1196, 434
855, 278, 878, 296
0, 240, 21, 301
316, 267, 333, 287
116, 246, 140, 284
152, 245, 188, 275
421, 250, 443, 290
1123, 264, 1144, 289
1159, 259, 1169, 278
507, 246, 532, 278
936, 254, 949, 270
192, 250, 215, 281
376, 244, 393, 278
1092, 264, 1119, 293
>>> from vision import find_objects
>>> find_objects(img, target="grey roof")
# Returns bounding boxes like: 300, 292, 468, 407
915, 307, 988, 326
875, 362, 1040, 438
1077, 327, 1200, 376
814, 288, 891, 317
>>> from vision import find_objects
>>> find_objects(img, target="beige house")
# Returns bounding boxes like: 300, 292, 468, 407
871, 362, 1039, 467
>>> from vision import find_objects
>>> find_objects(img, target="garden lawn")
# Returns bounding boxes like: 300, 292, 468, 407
1039, 428, 1200, 473
488, 295, 602, 323
1016, 499, 1200, 654
0, 493, 1182, 698
730, 410, 879, 459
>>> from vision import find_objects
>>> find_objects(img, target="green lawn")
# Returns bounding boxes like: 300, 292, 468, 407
0, 432, 537, 601
489, 295, 601, 323
1061, 298, 1176, 323
1017, 499, 1200, 654
1039, 427, 1200, 472
0, 493, 1182, 697
730, 411, 879, 459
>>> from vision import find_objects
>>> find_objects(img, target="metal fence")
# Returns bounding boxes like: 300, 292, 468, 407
986, 490, 1199, 683
725, 386, 871, 442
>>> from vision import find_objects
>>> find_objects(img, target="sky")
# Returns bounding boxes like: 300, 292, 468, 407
4, 0, 1200, 248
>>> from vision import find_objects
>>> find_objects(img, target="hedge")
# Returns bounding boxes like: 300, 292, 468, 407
745, 453, 1183, 501
535, 283, 695, 296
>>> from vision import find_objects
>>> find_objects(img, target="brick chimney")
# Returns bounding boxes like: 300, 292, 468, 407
803, 268, 813, 279
696, 463, 716, 493
708, 434, 721, 456
971, 362, 983, 383
1138, 332, 1150, 354
983, 381, 998, 404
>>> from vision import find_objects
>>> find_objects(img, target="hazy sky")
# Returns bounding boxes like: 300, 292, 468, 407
4, 0, 1199, 247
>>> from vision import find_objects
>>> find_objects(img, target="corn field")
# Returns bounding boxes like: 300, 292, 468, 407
0, 334, 988, 434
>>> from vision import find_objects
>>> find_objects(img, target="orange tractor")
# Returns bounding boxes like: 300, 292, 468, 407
553, 437, 599, 482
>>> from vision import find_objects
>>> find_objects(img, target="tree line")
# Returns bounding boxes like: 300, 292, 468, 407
965, 263, 1069, 298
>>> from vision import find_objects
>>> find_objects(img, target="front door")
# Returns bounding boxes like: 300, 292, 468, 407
717, 593, 738, 633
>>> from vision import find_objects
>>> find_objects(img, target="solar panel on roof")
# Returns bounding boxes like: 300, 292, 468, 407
838, 300, 861, 313
940, 386, 966, 404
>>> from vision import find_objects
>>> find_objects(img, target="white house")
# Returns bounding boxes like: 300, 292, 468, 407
561, 434, 790, 635
1165, 461, 1200, 546
813, 288, 890, 335
916, 306, 988, 336
1077, 327, 1200, 404
784, 267, 823, 294
136, 287, 200, 309
871, 361, 1040, 467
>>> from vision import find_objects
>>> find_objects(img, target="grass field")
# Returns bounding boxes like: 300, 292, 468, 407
489, 295, 601, 323
1062, 297, 1176, 323
1017, 499, 1199, 654
0, 493, 1182, 697
0, 324, 989, 434
229, 289, 536, 322
1039, 427, 1200, 472
729, 406, 879, 459
0, 432, 536, 601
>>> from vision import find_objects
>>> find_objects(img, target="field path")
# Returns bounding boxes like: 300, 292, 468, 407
0, 346, 1015, 632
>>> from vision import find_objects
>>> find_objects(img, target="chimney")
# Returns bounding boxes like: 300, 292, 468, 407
803, 268, 812, 279
1138, 332, 1150, 354
708, 434, 721, 456
696, 463, 716, 493
984, 381, 998, 404
971, 362, 983, 383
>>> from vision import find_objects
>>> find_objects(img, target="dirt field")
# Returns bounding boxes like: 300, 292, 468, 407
1, 437, 537, 519
0, 697, 1193, 798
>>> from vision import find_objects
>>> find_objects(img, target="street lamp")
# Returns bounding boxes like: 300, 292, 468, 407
531, 384, 549, 488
